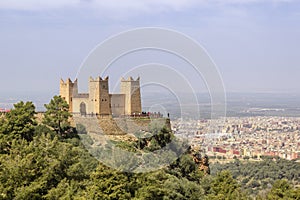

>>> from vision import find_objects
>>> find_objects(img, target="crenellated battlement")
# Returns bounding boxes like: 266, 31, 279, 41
89, 76, 109, 82
121, 76, 140, 82
60, 78, 77, 84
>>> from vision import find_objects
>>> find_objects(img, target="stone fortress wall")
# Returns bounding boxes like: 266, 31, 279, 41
60, 76, 142, 116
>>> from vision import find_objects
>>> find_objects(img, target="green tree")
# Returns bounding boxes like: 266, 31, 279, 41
266, 179, 300, 200
133, 171, 170, 200
0, 101, 36, 145
84, 165, 132, 200
0, 133, 97, 199
133, 170, 204, 200
207, 170, 248, 200
43, 96, 71, 135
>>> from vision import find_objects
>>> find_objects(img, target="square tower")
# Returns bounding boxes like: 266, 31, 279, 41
89, 76, 111, 115
59, 78, 78, 112
120, 77, 142, 115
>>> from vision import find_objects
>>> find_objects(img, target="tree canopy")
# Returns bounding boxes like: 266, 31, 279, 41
0, 101, 36, 153
43, 95, 71, 135
0, 99, 299, 199
0, 101, 36, 141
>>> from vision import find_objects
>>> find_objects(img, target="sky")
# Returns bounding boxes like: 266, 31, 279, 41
1, 0, 300, 98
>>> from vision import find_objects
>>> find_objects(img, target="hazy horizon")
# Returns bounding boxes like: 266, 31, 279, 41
1, 92, 300, 119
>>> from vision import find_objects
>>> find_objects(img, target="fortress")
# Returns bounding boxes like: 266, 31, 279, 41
60, 76, 142, 116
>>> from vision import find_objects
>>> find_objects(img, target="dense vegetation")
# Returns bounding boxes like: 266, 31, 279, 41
0, 96, 299, 199
211, 157, 300, 198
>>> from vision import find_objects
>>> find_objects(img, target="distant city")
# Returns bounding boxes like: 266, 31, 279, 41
172, 116, 300, 161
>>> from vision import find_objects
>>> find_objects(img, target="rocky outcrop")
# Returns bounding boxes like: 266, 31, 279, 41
72, 116, 171, 136
193, 153, 210, 175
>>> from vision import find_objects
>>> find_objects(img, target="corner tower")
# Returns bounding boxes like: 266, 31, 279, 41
60, 78, 78, 112
89, 76, 111, 115
120, 77, 142, 115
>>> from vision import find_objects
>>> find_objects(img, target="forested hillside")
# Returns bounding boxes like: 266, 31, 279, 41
0, 97, 299, 199
211, 156, 300, 197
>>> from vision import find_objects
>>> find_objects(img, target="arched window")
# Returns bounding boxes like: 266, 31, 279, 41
80, 102, 87, 116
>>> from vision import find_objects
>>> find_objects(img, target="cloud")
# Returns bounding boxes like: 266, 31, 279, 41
0, 0, 296, 12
